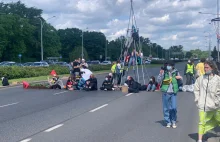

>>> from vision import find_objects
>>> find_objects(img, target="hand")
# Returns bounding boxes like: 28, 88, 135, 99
175, 76, 182, 79
160, 70, 164, 75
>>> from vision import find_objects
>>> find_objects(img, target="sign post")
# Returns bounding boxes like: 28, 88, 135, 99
18, 54, 22, 63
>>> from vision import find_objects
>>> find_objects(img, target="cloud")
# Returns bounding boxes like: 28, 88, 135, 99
150, 15, 170, 23
1, 0, 217, 51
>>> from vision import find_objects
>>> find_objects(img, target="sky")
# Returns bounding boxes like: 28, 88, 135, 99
1, 0, 219, 51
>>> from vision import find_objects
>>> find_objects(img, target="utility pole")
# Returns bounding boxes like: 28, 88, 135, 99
82, 30, 84, 60
217, 0, 220, 61
105, 39, 107, 61
35, 16, 56, 61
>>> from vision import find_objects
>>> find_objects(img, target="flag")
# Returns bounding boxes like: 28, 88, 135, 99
50, 70, 57, 76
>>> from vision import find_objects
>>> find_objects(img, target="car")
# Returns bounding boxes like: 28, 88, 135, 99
23, 62, 34, 67
32, 62, 49, 67
91, 60, 100, 65
0, 62, 16, 67
54, 62, 72, 70
145, 60, 151, 64
100, 61, 111, 65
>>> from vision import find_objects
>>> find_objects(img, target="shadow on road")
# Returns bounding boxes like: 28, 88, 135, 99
155, 120, 166, 126
188, 127, 220, 142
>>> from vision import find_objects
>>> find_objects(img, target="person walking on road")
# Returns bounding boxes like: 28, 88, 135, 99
184, 59, 195, 85
157, 61, 182, 128
194, 61, 220, 142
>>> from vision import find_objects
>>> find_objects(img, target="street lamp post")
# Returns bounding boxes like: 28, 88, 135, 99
82, 27, 88, 60
36, 16, 56, 61
105, 39, 107, 61
204, 31, 212, 60
217, 0, 220, 61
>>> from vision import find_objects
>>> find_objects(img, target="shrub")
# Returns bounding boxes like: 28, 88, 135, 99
0, 64, 112, 79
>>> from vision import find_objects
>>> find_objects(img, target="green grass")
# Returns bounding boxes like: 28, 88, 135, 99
0, 64, 162, 86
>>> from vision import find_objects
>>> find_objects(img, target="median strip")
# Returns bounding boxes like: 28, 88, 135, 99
20, 138, 32, 142
44, 124, 64, 132
90, 104, 108, 112
0, 102, 19, 108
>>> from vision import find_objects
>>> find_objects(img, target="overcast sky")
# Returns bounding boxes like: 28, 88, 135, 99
2, 0, 219, 51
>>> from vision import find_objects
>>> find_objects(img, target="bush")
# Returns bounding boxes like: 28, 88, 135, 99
0, 64, 112, 79
0, 65, 70, 79
88, 64, 111, 71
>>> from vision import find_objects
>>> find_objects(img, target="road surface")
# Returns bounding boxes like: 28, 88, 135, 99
0, 62, 213, 142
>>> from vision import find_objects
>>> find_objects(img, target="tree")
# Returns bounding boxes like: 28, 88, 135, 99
69, 46, 88, 61
185, 52, 192, 59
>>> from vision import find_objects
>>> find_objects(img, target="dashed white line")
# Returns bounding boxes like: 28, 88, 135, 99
125, 93, 133, 97
44, 124, 64, 132
0, 102, 19, 108
20, 138, 32, 142
53, 91, 68, 95
90, 104, 108, 112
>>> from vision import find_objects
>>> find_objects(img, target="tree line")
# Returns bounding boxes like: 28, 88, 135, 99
0, 1, 199, 63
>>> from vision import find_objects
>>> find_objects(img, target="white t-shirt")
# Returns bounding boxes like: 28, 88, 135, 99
81, 68, 92, 81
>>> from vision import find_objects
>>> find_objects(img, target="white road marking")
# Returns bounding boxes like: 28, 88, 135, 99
90, 104, 108, 112
126, 93, 133, 97
0, 102, 19, 108
20, 138, 32, 142
53, 91, 68, 95
44, 124, 64, 132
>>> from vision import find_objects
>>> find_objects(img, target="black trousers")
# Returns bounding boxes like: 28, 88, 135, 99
185, 73, 193, 85
100, 84, 113, 90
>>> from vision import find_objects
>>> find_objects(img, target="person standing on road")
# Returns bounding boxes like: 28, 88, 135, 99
195, 58, 205, 78
194, 61, 220, 142
111, 62, 117, 85
184, 59, 195, 85
157, 61, 182, 128
80, 59, 88, 68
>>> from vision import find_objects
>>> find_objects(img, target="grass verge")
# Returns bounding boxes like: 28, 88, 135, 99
0, 64, 162, 87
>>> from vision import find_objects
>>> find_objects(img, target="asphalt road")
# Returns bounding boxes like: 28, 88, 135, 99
0, 62, 210, 142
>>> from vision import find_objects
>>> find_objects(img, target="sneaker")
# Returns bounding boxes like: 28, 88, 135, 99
104, 88, 107, 91
112, 88, 115, 91
197, 140, 202, 142
166, 123, 171, 128
172, 123, 177, 128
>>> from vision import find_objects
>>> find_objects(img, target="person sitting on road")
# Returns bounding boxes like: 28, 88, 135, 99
66, 77, 74, 90
147, 76, 158, 92
75, 65, 92, 90
81, 65, 93, 81
125, 76, 140, 93
100, 73, 114, 91
1, 77, 9, 86
48, 75, 64, 89
84, 74, 98, 91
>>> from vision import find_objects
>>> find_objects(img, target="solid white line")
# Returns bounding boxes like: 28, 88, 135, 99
53, 91, 68, 95
90, 104, 108, 112
126, 93, 133, 97
20, 138, 32, 142
0, 102, 19, 108
44, 124, 64, 132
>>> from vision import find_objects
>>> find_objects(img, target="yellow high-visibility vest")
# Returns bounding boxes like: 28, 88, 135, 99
186, 64, 194, 74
